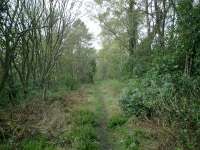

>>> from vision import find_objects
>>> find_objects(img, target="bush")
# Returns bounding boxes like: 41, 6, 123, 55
119, 78, 160, 118
119, 73, 200, 149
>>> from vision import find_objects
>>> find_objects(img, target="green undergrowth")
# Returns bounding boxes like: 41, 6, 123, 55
106, 113, 151, 150
108, 115, 128, 129
0, 84, 99, 150
97, 80, 167, 150
20, 136, 55, 150
62, 86, 102, 150
109, 119, 159, 150
66, 110, 100, 150
1, 80, 176, 150
0, 135, 55, 150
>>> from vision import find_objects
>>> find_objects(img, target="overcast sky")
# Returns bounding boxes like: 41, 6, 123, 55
80, 0, 102, 50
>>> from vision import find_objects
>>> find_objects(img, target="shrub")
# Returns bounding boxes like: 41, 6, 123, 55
119, 74, 200, 149
119, 78, 160, 118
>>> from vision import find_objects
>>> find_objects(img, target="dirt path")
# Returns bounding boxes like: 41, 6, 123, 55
94, 86, 112, 150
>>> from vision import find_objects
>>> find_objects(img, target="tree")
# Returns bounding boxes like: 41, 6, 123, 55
177, 0, 200, 76
0, 0, 82, 102
55, 19, 96, 89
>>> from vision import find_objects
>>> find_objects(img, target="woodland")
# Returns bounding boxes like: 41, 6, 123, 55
0, 0, 200, 150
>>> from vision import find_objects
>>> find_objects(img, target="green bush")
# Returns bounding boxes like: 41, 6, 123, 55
119, 74, 200, 149
119, 78, 160, 118
119, 53, 200, 148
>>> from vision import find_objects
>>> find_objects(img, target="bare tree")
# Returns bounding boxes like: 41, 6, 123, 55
0, 0, 82, 101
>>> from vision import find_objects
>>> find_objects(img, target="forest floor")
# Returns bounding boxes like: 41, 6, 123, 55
0, 80, 173, 150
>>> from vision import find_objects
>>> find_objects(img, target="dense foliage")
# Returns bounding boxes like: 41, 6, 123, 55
55, 20, 96, 90
1, 0, 200, 149
95, 0, 200, 149
0, 0, 96, 105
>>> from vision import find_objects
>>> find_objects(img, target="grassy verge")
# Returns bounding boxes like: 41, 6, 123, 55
0, 84, 99, 150
0, 135, 55, 150
63, 110, 100, 150
61, 85, 102, 150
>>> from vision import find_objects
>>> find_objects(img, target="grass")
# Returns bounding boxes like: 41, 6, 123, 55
62, 85, 102, 150
0, 79, 174, 150
20, 136, 55, 150
108, 115, 128, 129
95, 80, 169, 150
67, 110, 100, 150
72, 110, 98, 126
0, 136, 55, 150
0, 83, 102, 150
69, 125, 99, 150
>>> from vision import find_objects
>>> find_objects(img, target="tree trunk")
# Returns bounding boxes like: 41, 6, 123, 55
127, 0, 137, 76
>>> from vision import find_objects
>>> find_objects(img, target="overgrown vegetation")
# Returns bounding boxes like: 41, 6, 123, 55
95, 0, 200, 149
0, 135, 55, 150
65, 110, 100, 150
108, 115, 128, 129
0, 0, 96, 106
1, 0, 200, 149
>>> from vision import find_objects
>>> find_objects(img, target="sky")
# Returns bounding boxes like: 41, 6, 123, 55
79, 0, 102, 50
